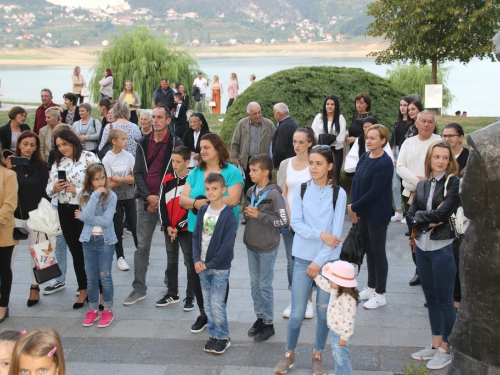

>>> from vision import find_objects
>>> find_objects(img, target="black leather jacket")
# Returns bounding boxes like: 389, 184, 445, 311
406, 175, 460, 241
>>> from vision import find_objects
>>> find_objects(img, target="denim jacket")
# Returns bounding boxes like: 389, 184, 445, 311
78, 190, 118, 245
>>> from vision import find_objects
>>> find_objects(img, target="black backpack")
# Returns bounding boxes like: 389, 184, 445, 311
340, 224, 365, 274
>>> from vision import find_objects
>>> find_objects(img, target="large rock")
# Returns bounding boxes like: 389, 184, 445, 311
450, 121, 500, 374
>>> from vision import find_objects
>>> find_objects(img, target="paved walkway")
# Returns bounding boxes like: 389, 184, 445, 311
5, 215, 450, 375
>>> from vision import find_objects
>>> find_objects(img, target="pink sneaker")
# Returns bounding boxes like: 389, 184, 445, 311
82, 310, 99, 327
98, 310, 114, 328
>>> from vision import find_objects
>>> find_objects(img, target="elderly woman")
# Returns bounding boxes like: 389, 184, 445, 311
72, 66, 86, 105
6, 131, 49, 307
99, 68, 114, 99
348, 124, 394, 310
0, 148, 18, 323
72, 103, 102, 152
118, 80, 141, 125
46, 129, 100, 309
180, 133, 243, 334
182, 113, 210, 165
0, 106, 30, 158
139, 110, 153, 136
61, 92, 81, 126
98, 101, 142, 157
39, 107, 68, 162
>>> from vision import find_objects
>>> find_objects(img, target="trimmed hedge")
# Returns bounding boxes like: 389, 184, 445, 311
221, 66, 405, 145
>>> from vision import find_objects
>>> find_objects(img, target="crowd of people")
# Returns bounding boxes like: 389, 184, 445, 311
0, 80, 469, 373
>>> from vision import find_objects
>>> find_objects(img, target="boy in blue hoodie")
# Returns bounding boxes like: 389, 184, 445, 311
193, 173, 237, 355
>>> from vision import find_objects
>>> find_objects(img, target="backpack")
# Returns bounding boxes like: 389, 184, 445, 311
340, 224, 365, 274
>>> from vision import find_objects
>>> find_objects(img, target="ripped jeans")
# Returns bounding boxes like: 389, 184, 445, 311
82, 235, 115, 310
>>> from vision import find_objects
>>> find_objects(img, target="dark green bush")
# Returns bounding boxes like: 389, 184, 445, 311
221, 66, 405, 145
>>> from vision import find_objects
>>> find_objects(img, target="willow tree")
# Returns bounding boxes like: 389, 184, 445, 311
89, 27, 200, 107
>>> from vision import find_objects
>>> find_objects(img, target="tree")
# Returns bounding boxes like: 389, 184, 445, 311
88, 26, 200, 106
386, 62, 454, 110
366, 0, 500, 84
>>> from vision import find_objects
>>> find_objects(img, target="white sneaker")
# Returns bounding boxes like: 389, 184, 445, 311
304, 300, 314, 319
117, 257, 130, 271
391, 212, 404, 222
283, 303, 292, 318
363, 293, 386, 309
359, 287, 376, 300
401, 217, 407, 224
411, 343, 437, 360
426, 347, 452, 369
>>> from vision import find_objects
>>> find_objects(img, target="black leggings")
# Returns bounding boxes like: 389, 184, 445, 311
0, 246, 14, 307
193, 271, 229, 316
359, 219, 389, 294
113, 199, 138, 260
332, 147, 343, 184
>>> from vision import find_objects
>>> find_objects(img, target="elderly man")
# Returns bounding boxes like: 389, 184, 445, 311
152, 78, 174, 111
271, 103, 298, 169
231, 102, 275, 195
33, 89, 58, 134
397, 110, 441, 286
140, 110, 153, 136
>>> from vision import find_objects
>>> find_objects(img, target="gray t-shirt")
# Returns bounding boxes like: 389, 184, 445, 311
102, 149, 135, 200
201, 204, 225, 261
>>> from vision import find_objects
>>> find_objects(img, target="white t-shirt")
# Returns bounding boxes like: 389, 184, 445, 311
285, 159, 311, 214
102, 149, 135, 200
201, 205, 225, 261
193, 77, 208, 94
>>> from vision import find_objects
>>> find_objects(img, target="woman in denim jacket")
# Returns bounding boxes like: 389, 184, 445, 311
76, 163, 118, 329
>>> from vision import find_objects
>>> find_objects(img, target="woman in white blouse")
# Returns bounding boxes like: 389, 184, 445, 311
311, 95, 346, 184
72, 103, 102, 152
46, 129, 100, 309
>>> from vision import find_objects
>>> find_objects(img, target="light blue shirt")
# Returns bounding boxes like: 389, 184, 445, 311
78, 190, 118, 245
291, 180, 347, 266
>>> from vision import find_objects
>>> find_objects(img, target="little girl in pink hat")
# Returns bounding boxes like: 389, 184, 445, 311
315, 260, 359, 375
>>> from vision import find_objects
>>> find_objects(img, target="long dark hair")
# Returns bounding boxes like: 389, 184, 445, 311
321, 95, 341, 135
408, 100, 424, 127
294, 126, 317, 152
397, 96, 414, 126
309, 145, 336, 185
54, 129, 83, 166
198, 133, 229, 170
337, 286, 360, 305
15, 131, 46, 168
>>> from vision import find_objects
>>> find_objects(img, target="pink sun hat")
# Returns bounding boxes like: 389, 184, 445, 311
321, 261, 357, 288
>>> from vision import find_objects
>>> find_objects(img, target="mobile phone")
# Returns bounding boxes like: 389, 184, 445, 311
11, 156, 29, 166
57, 170, 67, 181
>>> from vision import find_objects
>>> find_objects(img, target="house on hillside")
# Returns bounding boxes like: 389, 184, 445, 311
335, 34, 345, 42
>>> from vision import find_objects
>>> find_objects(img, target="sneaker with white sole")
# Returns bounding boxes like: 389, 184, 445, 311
82, 310, 99, 327
43, 281, 65, 295
156, 293, 180, 307
117, 257, 130, 271
123, 291, 146, 305
283, 303, 291, 318
359, 287, 376, 300
401, 217, 407, 224
411, 343, 437, 360
305, 300, 314, 319
426, 347, 452, 369
183, 297, 194, 311
97, 310, 114, 328
391, 212, 404, 222
363, 293, 387, 309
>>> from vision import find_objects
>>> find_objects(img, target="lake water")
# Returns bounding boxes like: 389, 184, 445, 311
0, 57, 498, 117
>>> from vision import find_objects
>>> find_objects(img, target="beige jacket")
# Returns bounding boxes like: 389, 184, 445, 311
72, 74, 86, 95
0, 166, 18, 247
39, 124, 73, 162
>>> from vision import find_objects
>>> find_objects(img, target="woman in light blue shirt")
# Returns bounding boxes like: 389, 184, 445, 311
274, 145, 347, 375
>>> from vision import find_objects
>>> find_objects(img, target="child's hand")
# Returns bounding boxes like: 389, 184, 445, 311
96, 187, 107, 195
195, 261, 206, 274
338, 338, 348, 347
111, 175, 122, 182
74, 209, 81, 219
166, 227, 177, 242
244, 206, 259, 219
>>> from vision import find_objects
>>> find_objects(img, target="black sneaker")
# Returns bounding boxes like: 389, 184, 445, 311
191, 314, 208, 333
183, 297, 195, 311
254, 324, 275, 342
204, 337, 217, 353
43, 281, 65, 295
155, 293, 180, 307
248, 318, 264, 337
212, 338, 231, 354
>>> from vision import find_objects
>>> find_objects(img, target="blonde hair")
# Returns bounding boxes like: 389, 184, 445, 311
366, 124, 390, 148
230, 72, 239, 89
122, 80, 134, 93
44, 107, 61, 120
108, 128, 127, 143
8, 329, 65, 375
213, 75, 219, 83
73, 66, 80, 75
424, 141, 459, 178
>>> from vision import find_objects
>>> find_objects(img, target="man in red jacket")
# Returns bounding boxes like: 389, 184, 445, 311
33, 88, 58, 134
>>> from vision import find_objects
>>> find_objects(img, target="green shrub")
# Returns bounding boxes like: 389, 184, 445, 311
220, 66, 405, 145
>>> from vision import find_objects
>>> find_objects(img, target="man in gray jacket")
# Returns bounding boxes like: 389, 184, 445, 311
230, 101, 276, 196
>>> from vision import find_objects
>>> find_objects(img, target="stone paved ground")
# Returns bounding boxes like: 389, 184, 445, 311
4, 215, 451, 375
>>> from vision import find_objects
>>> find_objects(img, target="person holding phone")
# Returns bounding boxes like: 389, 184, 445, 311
46, 129, 100, 309
5, 131, 49, 307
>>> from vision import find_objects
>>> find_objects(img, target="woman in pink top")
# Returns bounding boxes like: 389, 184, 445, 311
226, 73, 239, 112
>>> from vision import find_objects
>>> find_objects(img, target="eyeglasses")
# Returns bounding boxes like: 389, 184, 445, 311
442, 134, 460, 139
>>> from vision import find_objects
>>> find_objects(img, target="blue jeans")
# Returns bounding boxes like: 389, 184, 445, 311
392, 146, 402, 211
287, 257, 330, 352
199, 269, 230, 339
247, 248, 277, 324
281, 227, 295, 288
330, 331, 353, 375
415, 243, 456, 343
82, 235, 115, 310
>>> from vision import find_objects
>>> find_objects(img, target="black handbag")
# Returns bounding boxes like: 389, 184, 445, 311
318, 133, 337, 146
33, 264, 62, 284
340, 223, 365, 274
97, 123, 113, 161
13, 198, 29, 240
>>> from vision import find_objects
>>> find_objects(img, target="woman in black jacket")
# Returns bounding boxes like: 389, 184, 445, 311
406, 140, 460, 371
182, 113, 210, 167
0, 106, 30, 158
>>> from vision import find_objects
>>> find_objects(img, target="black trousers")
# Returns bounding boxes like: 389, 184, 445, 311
332, 147, 343, 184
0, 246, 14, 307
113, 198, 138, 260
76, 94, 85, 105
130, 110, 138, 125
58, 203, 87, 290
359, 219, 389, 294
226, 98, 234, 112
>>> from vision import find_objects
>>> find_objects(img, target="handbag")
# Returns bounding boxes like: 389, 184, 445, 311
444, 175, 469, 238
30, 232, 61, 284
81, 86, 89, 97
13, 199, 29, 241
340, 223, 365, 274
209, 100, 216, 107
97, 123, 113, 160
318, 133, 337, 146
